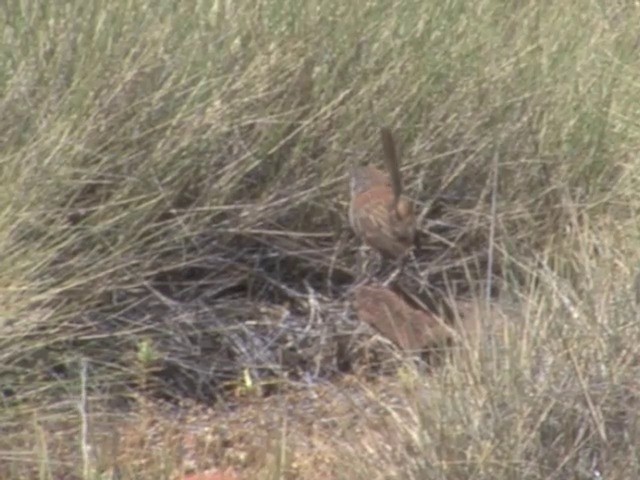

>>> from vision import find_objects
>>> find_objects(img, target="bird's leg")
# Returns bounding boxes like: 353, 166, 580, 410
354, 245, 367, 282
402, 249, 428, 289
355, 245, 380, 284
381, 265, 402, 287
401, 251, 455, 322
367, 250, 384, 280
381, 255, 406, 287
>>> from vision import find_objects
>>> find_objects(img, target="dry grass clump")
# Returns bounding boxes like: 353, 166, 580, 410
1, 0, 640, 477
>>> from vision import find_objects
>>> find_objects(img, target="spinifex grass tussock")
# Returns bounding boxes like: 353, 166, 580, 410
1, 0, 640, 477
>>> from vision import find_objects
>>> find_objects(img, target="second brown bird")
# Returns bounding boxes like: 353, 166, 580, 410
348, 127, 417, 260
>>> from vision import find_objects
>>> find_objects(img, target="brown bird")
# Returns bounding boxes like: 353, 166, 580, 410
353, 282, 455, 352
348, 127, 417, 260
